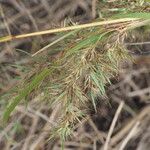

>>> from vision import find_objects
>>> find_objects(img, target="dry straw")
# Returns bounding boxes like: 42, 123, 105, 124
0, 18, 138, 43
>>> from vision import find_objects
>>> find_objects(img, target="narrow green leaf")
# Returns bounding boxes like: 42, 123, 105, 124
91, 72, 105, 95
66, 34, 100, 56
3, 68, 53, 123
90, 92, 97, 112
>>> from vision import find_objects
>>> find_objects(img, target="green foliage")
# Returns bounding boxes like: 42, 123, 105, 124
3, 68, 53, 123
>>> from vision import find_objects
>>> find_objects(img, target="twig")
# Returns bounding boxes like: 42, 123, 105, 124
22, 116, 39, 150
110, 106, 150, 146
0, 5, 11, 36
27, 106, 56, 126
125, 41, 150, 45
62, 141, 93, 149
118, 121, 140, 150
110, 94, 136, 117
92, 0, 97, 19
88, 117, 105, 143
127, 87, 150, 97
30, 104, 61, 150
103, 101, 124, 150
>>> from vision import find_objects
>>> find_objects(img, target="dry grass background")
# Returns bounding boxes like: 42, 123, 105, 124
0, 0, 150, 150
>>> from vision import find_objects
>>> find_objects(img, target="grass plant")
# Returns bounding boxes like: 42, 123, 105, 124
0, 0, 150, 149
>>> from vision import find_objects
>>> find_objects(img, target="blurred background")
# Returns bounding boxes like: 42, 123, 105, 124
0, 0, 150, 150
